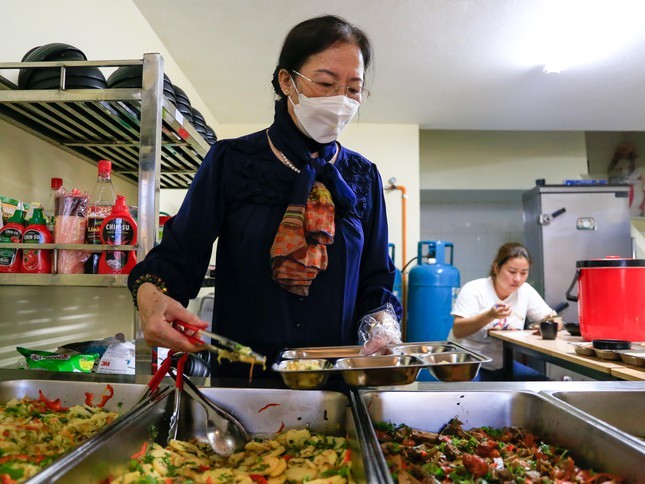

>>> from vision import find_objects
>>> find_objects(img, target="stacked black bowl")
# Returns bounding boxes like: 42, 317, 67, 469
106, 66, 175, 104
204, 125, 218, 145
191, 107, 208, 138
19, 43, 106, 90
172, 84, 194, 124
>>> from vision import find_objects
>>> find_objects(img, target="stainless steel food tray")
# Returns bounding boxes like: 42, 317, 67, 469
37, 387, 376, 483
0, 379, 162, 484
357, 390, 645, 483
541, 389, 645, 449
273, 342, 491, 388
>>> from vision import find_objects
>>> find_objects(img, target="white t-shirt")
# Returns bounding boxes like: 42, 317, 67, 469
448, 277, 554, 369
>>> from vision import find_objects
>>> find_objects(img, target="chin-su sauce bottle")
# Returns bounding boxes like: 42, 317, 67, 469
0, 209, 25, 273
98, 195, 137, 274
21, 207, 53, 274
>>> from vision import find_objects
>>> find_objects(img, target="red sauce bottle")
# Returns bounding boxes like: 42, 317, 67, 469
0, 209, 26, 273
98, 195, 137, 275
21, 207, 53, 274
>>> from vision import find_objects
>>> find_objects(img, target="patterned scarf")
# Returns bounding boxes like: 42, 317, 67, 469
270, 182, 334, 296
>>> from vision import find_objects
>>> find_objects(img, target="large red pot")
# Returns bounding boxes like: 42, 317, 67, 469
566, 257, 645, 342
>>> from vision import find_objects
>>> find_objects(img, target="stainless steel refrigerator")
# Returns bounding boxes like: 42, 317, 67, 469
523, 184, 632, 323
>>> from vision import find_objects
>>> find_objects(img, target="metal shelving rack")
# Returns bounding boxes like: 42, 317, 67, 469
0, 54, 210, 374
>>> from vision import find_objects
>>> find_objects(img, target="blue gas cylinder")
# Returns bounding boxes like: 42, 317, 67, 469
406, 241, 460, 342
388, 243, 403, 300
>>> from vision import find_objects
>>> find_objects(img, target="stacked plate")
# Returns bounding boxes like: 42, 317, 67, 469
19, 43, 106, 90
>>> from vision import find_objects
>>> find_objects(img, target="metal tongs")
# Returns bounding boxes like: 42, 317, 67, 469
174, 321, 266, 365
146, 350, 249, 456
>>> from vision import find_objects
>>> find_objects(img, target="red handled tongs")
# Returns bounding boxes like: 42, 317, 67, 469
173, 321, 266, 366
140, 350, 187, 402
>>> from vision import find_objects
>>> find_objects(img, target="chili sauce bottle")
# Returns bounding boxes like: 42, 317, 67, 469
98, 195, 137, 274
21, 207, 53, 274
0, 209, 25, 273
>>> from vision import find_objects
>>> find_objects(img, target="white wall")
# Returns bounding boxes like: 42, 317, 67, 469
420, 130, 588, 190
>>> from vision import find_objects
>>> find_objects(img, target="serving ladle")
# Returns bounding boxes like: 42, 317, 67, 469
167, 365, 249, 456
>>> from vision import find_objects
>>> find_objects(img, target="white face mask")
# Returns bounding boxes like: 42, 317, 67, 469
289, 80, 360, 143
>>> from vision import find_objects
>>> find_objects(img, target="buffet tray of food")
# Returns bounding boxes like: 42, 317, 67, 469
355, 389, 645, 483
27, 386, 376, 483
272, 342, 491, 389
0, 379, 163, 483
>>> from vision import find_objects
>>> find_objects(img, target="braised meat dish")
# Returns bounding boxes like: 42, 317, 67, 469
374, 418, 622, 483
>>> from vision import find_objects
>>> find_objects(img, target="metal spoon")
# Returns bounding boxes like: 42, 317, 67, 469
168, 368, 249, 456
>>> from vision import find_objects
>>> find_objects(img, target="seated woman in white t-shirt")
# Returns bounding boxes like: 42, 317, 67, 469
449, 242, 559, 381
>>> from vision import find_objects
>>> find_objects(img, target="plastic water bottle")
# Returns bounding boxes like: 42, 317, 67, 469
86, 160, 117, 273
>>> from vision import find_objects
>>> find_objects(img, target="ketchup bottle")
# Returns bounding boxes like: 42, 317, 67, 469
98, 195, 137, 274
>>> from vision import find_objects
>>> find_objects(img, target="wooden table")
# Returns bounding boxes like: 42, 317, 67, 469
489, 330, 645, 381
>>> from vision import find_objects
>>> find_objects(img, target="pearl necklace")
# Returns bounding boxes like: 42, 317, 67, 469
278, 151, 301, 173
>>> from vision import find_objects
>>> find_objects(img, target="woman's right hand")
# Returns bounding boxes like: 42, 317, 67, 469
488, 303, 512, 320
136, 282, 209, 352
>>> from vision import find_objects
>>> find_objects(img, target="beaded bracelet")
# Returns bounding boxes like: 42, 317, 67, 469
131, 274, 167, 309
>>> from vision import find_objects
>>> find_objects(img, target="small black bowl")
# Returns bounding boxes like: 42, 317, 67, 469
564, 322, 581, 337
19, 43, 87, 88
592, 339, 631, 350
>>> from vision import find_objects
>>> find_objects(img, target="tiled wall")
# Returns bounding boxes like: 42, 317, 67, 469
418, 197, 525, 285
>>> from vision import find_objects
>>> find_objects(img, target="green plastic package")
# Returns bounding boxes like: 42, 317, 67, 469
17, 347, 98, 373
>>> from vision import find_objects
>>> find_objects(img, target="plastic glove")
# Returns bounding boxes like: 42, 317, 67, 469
359, 302, 402, 356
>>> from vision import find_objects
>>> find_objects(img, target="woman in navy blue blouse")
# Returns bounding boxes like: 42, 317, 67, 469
129, 15, 402, 378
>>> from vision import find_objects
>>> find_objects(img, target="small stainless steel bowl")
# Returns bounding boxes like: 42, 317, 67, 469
571, 342, 595, 356
335, 355, 422, 387
280, 345, 392, 361
619, 351, 645, 367
391, 343, 457, 355
416, 352, 483, 382
593, 348, 622, 360
272, 359, 332, 390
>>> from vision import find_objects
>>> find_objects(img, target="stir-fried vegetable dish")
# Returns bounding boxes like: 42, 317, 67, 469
374, 418, 623, 483
110, 428, 353, 483
0, 386, 119, 483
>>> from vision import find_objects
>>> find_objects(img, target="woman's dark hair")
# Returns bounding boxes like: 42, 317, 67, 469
489, 242, 532, 277
271, 15, 373, 100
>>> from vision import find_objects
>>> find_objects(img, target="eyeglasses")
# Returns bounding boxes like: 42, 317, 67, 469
292, 70, 370, 102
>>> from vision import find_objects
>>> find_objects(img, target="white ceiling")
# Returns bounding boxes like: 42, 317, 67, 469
133, 0, 645, 131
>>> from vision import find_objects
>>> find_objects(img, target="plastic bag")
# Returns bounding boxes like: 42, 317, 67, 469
358, 302, 402, 356
97, 339, 135, 375
17, 346, 98, 372
54, 189, 89, 273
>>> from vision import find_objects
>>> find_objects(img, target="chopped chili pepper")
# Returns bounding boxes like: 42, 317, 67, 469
38, 390, 68, 412
257, 403, 280, 413
1, 474, 17, 484
250, 476, 268, 484
96, 384, 114, 408
130, 441, 148, 460
343, 449, 352, 463
277, 421, 285, 433
84, 392, 95, 406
